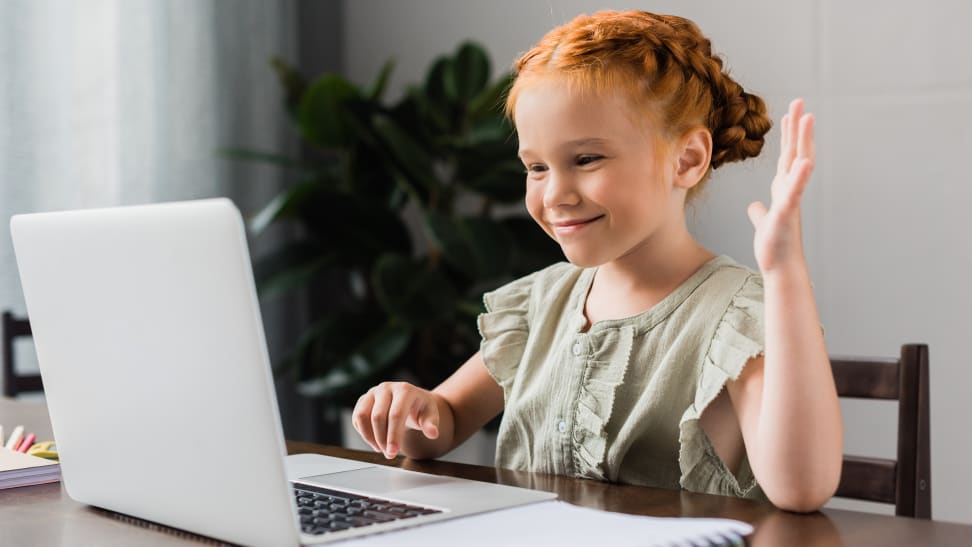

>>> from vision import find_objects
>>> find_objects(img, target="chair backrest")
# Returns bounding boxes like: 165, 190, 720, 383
831, 344, 931, 518
1, 311, 42, 397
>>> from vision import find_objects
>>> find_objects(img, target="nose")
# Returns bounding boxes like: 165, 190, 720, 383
542, 170, 580, 209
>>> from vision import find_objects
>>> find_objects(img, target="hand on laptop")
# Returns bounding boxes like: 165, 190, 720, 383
352, 382, 441, 459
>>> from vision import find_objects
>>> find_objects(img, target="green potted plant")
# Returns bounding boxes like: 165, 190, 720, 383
228, 42, 562, 415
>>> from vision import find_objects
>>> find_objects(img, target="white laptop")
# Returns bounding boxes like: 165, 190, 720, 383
10, 198, 555, 546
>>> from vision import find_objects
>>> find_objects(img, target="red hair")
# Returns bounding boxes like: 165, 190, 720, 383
506, 10, 772, 198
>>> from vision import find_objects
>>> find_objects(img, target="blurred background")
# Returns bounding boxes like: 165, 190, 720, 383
2, 0, 970, 524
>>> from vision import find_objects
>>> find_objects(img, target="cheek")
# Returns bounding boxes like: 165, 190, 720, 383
525, 182, 543, 220
524, 183, 554, 235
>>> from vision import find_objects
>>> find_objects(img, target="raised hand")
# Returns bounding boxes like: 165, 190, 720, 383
747, 98, 815, 274
352, 381, 441, 459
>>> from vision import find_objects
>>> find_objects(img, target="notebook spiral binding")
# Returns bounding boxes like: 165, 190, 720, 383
91, 506, 234, 546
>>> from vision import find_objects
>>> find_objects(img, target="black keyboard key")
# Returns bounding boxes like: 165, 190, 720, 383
292, 483, 442, 529
363, 511, 396, 522
347, 516, 382, 527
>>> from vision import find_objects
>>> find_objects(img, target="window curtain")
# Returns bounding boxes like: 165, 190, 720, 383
0, 0, 297, 378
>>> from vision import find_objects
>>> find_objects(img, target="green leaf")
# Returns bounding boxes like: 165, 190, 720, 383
284, 317, 354, 383
252, 242, 334, 299
462, 159, 524, 203
468, 72, 513, 123
297, 74, 361, 147
450, 42, 491, 103
297, 325, 412, 398
465, 116, 513, 146
394, 87, 450, 139
270, 57, 307, 117
372, 254, 457, 324
370, 113, 440, 192
425, 57, 455, 104
280, 191, 410, 268
425, 212, 514, 279
249, 180, 323, 235
367, 59, 395, 101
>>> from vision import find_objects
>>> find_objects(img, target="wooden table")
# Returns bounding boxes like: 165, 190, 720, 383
2, 399, 970, 545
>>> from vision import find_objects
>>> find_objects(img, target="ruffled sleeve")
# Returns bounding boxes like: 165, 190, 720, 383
476, 271, 541, 391
678, 273, 765, 499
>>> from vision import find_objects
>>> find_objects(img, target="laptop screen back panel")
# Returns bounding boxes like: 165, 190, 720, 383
11, 199, 299, 547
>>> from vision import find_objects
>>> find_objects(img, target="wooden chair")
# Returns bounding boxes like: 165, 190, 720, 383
2, 311, 42, 397
832, 344, 931, 518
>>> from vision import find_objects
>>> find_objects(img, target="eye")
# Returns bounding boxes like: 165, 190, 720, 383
524, 163, 548, 175
575, 154, 603, 166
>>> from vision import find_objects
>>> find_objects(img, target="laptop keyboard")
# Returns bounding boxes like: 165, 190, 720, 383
293, 483, 442, 536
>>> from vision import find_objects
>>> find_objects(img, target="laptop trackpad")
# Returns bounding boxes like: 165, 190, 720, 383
302, 466, 454, 495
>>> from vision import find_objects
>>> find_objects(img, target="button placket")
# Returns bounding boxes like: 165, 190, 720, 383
565, 333, 589, 474
571, 333, 587, 357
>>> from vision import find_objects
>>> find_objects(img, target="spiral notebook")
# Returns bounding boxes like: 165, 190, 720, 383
0, 447, 60, 489
344, 500, 753, 547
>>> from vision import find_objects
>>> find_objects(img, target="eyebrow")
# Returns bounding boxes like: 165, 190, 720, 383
518, 137, 612, 158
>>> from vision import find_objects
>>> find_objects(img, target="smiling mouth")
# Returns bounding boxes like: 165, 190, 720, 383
551, 215, 604, 235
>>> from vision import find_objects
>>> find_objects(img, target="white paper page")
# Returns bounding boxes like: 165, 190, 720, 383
338, 500, 752, 547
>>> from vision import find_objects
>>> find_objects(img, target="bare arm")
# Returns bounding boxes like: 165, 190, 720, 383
352, 351, 505, 460
731, 99, 843, 512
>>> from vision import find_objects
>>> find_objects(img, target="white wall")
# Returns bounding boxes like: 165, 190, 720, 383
341, 0, 972, 523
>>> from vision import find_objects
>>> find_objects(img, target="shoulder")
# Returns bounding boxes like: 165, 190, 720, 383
706, 256, 763, 302
477, 262, 579, 388
685, 256, 763, 330
482, 261, 581, 311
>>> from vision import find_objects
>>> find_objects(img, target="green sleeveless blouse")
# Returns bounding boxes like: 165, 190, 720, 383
477, 255, 766, 499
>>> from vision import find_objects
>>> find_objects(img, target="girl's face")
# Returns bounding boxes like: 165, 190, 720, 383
514, 78, 685, 268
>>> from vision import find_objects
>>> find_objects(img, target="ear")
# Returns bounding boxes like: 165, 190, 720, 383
673, 127, 712, 190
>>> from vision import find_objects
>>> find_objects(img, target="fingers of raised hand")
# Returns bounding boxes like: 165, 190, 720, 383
747, 201, 768, 230
773, 100, 816, 211
782, 157, 814, 210
796, 112, 815, 167
777, 99, 814, 177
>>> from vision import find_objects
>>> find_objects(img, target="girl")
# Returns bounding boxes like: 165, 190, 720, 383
352, 10, 842, 512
